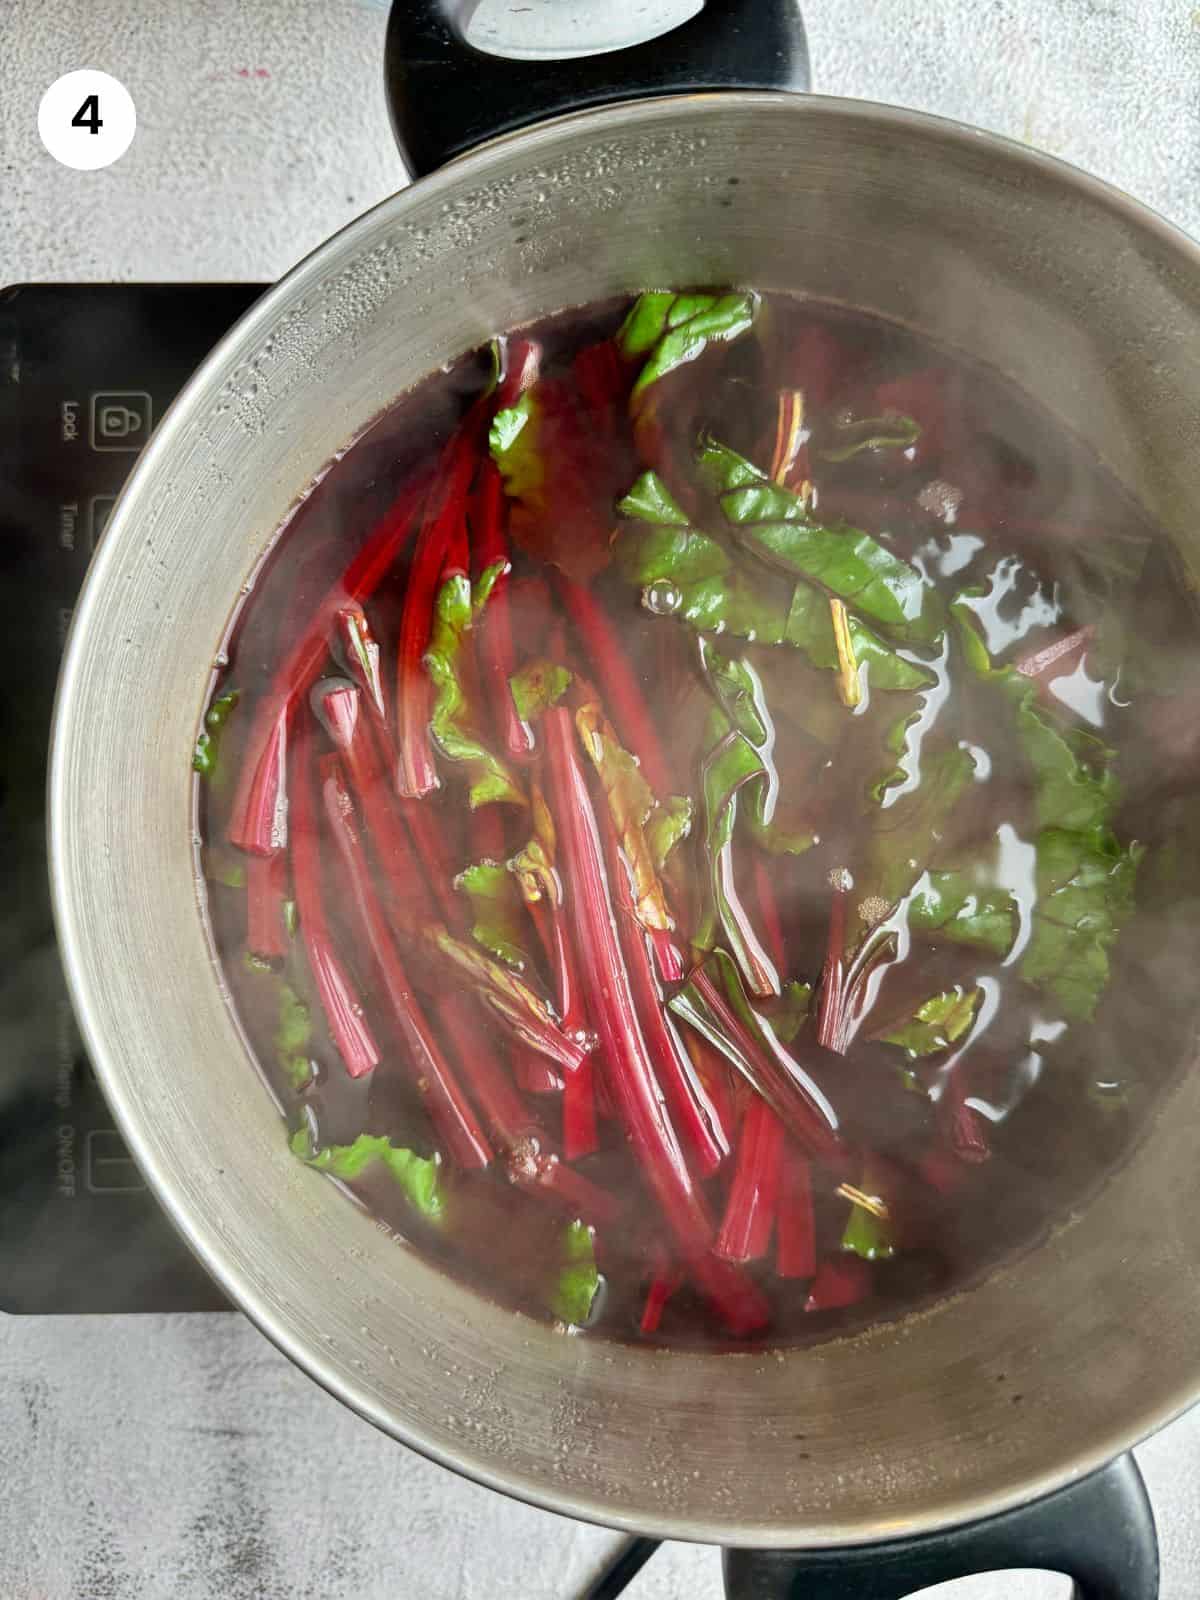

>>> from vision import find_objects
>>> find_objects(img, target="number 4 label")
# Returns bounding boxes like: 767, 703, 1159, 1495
39, 71, 135, 171
71, 95, 103, 136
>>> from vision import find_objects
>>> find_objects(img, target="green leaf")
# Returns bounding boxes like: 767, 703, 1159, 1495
616, 291, 677, 357
1016, 692, 1117, 835
193, 688, 240, 779
858, 745, 979, 911
575, 700, 692, 937
275, 983, 314, 1090
617, 470, 694, 530
768, 979, 813, 1044
951, 592, 1139, 1018
819, 413, 920, 464
783, 584, 936, 693
1021, 827, 1143, 1021
490, 394, 534, 461
426, 571, 526, 810
454, 859, 532, 970
907, 869, 1017, 957
289, 1128, 445, 1221
697, 645, 814, 858
547, 1219, 601, 1326
202, 848, 246, 890
509, 658, 572, 723
698, 437, 945, 645
877, 986, 982, 1057
696, 714, 787, 994
489, 381, 618, 581
616, 471, 932, 691
842, 1200, 895, 1261
646, 794, 695, 872
619, 291, 758, 404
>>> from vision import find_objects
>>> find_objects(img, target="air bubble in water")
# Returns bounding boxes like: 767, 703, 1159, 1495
642, 579, 681, 616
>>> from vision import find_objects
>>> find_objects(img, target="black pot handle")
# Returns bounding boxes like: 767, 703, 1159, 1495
722, 1453, 1159, 1600
384, 0, 810, 178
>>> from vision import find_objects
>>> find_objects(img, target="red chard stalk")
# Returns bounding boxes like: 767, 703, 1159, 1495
395, 401, 488, 798
639, 1255, 683, 1336
776, 1146, 816, 1280
318, 754, 492, 1168
470, 459, 534, 761
289, 718, 380, 1079
228, 465, 432, 855
543, 704, 768, 1336
246, 851, 288, 960
715, 1097, 783, 1262
804, 1256, 872, 1313
554, 573, 674, 798
333, 605, 387, 723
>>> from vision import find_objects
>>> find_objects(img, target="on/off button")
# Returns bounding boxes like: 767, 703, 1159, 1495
89, 390, 153, 451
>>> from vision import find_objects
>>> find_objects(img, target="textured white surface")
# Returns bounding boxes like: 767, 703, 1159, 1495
4, 1, 1200, 1596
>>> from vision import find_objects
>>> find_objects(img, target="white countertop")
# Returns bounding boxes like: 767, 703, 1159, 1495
5, 2, 1200, 1595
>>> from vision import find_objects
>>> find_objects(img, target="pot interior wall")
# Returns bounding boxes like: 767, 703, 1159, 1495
52, 93, 1200, 1545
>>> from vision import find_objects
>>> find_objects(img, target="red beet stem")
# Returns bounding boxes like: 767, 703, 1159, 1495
1015, 623, 1096, 684
681, 1032, 736, 1150
289, 719, 380, 1079
395, 404, 486, 798
640, 1259, 683, 1335
689, 967, 844, 1164
937, 1066, 991, 1165
553, 573, 673, 798
470, 459, 535, 762
515, 1148, 619, 1226
526, 858, 592, 1060
804, 1256, 871, 1313
312, 678, 542, 1147
228, 466, 432, 855
318, 754, 492, 1168
246, 851, 288, 959
715, 1098, 783, 1262
396, 789, 462, 928
601, 802, 729, 1177
776, 1146, 816, 1279
573, 339, 628, 438
497, 337, 542, 406
333, 605, 387, 723
515, 1050, 564, 1095
543, 705, 767, 1335
752, 854, 789, 974
562, 1058, 598, 1159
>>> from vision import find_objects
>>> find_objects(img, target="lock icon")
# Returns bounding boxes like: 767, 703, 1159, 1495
89, 390, 152, 450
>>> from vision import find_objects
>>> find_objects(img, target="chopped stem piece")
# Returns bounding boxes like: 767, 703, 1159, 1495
776, 1148, 816, 1279
319, 754, 492, 1168
715, 1098, 783, 1262
543, 704, 768, 1335
228, 466, 432, 855
554, 573, 673, 798
395, 403, 486, 798
333, 605, 386, 723
246, 851, 288, 959
289, 719, 380, 1079
471, 458, 535, 761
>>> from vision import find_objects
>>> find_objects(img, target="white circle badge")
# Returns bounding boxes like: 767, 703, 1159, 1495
39, 70, 136, 172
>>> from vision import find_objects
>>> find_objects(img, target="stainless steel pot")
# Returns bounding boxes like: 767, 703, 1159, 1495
49, 0, 1200, 1584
